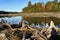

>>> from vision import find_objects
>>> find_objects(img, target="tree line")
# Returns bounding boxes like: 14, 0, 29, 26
22, 0, 60, 13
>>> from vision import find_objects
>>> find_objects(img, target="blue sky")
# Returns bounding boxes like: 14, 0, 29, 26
0, 0, 60, 12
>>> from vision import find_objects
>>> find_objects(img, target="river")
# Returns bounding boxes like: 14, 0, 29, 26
0, 16, 23, 24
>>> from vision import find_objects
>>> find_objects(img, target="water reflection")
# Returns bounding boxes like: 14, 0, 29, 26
0, 16, 23, 24
0, 16, 60, 28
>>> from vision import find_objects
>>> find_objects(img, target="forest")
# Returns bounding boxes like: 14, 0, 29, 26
0, 11, 20, 14
22, 0, 60, 13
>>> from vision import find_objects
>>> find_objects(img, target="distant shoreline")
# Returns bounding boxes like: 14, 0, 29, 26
0, 12, 60, 18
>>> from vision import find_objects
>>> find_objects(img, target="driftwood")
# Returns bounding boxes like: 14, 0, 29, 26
0, 20, 60, 40
0, 23, 48, 40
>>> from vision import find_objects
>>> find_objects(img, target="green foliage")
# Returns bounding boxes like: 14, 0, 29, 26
22, 0, 60, 13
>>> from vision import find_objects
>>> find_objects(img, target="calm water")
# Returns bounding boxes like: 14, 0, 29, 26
0, 16, 60, 28
0, 16, 23, 24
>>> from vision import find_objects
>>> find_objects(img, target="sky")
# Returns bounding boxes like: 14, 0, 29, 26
0, 0, 60, 12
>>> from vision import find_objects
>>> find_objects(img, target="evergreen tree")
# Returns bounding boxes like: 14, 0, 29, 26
28, 1, 32, 7
54, 0, 58, 2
